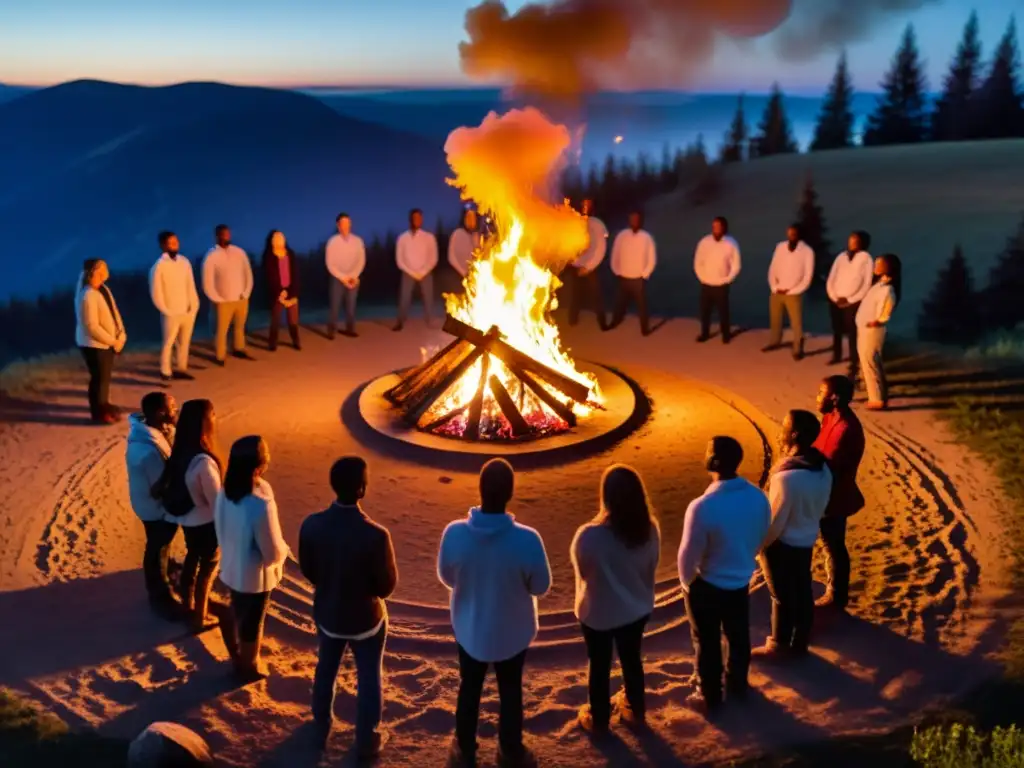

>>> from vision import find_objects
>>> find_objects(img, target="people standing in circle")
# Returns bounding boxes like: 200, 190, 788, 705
215, 435, 290, 681
153, 399, 224, 633
262, 230, 301, 352
608, 209, 656, 336
126, 391, 181, 619
571, 464, 659, 734
75, 258, 127, 424
567, 198, 608, 330
393, 208, 438, 332
325, 213, 365, 339
826, 231, 874, 375
764, 224, 814, 360
438, 458, 551, 768
812, 375, 866, 614
150, 231, 199, 382
299, 457, 398, 759
856, 254, 901, 411
448, 208, 481, 280
203, 224, 254, 366
694, 216, 741, 344
757, 411, 832, 659
678, 437, 770, 715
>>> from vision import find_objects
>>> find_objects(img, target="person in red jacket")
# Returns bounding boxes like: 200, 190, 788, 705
812, 375, 866, 612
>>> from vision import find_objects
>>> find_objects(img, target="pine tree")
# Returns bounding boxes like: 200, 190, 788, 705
720, 95, 748, 163
794, 173, 833, 289
863, 24, 930, 146
753, 83, 799, 156
983, 215, 1024, 331
930, 12, 983, 142
811, 52, 856, 151
971, 18, 1024, 139
918, 245, 980, 344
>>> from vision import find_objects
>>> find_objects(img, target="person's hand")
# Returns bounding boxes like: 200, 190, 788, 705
279, 290, 287, 302
837, 297, 849, 308
867, 320, 880, 328
115, 337, 126, 353
777, 289, 788, 295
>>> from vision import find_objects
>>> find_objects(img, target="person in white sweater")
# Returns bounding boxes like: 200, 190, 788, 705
215, 435, 290, 681
448, 208, 481, 280
757, 411, 832, 659
202, 225, 254, 365
677, 437, 770, 715
150, 231, 199, 381
437, 458, 551, 767
571, 464, 660, 734
609, 210, 656, 335
394, 208, 439, 331
75, 259, 127, 424
856, 253, 901, 411
567, 199, 608, 329
325, 212, 366, 339
694, 217, 742, 344
765, 224, 815, 360
826, 231, 874, 373
125, 391, 180, 618
154, 399, 224, 633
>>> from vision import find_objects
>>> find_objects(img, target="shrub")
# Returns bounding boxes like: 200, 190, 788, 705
911, 723, 1024, 767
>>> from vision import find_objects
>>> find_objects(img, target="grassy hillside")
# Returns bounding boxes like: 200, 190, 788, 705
644, 139, 1024, 337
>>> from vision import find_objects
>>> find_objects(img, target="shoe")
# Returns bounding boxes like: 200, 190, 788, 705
160, 374, 172, 384
95, 412, 118, 425
293, 341, 302, 351
865, 401, 887, 411
268, 343, 277, 352
447, 738, 476, 768
215, 359, 226, 368
827, 356, 842, 366
190, 613, 220, 635
356, 731, 387, 761
496, 743, 537, 768
793, 350, 805, 362
696, 334, 710, 343
233, 350, 255, 361
149, 595, 186, 622
815, 594, 849, 612
392, 323, 404, 332
761, 343, 782, 353
172, 371, 195, 381
752, 639, 793, 663
234, 641, 270, 681
576, 705, 609, 735
722, 334, 732, 345
612, 690, 646, 729
343, 328, 359, 338
684, 690, 720, 718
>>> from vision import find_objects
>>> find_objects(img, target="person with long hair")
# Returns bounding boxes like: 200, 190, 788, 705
153, 399, 224, 633
75, 258, 126, 423
856, 253, 901, 410
262, 230, 301, 351
571, 465, 660, 734
215, 436, 290, 681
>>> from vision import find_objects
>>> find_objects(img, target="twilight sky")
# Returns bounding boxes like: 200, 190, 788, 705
0, 0, 1019, 93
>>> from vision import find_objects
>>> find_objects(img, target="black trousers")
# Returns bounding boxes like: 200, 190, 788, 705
142, 519, 179, 603
819, 516, 851, 608
762, 541, 814, 651
829, 301, 860, 368
268, 300, 300, 349
178, 522, 220, 606
610, 277, 649, 334
79, 346, 114, 420
456, 645, 527, 759
699, 285, 732, 340
567, 268, 606, 328
230, 589, 271, 643
580, 614, 648, 727
684, 577, 750, 707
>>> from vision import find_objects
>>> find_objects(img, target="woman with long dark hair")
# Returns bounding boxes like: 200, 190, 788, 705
262, 230, 301, 351
570, 465, 660, 733
75, 258, 127, 423
154, 399, 224, 632
214, 435, 289, 680
856, 253, 901, 411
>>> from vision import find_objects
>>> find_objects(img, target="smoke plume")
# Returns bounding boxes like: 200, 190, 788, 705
459, 0, 939, 100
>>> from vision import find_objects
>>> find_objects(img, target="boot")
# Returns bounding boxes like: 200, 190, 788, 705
189, 562, 219, 634
234, 641, 269, 681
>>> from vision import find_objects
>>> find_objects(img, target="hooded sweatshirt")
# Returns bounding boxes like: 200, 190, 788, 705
437, 507, 552, 662
764, 450, 833, 549
125, 414, 173, 522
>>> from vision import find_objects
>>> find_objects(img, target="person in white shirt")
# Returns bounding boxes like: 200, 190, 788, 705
571, 464, 659, 734
609, 209, 656, 335
694, 216, 742, 344
438, 458, 551, 767
764, 224, 815, 360
394, 208, 439, 331
75, 258, 127, 424
757, 411, 832, 659
677, 436, 770, 715
215, 435, 290, 681
326, 212, 366, 338
567, 199, 608, 330
856, 253, 901, 411
202, 224, 254, 365
826, 231, 874, 373
150, 231, 199, 382
448, 207, 481, 280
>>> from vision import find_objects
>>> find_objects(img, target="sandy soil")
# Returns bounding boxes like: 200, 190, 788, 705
0, 317, 1013, 767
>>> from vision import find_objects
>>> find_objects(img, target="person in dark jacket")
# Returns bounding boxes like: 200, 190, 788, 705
262, 230, 301, 351
299, 456, 398, 759
812, 375, 866, 612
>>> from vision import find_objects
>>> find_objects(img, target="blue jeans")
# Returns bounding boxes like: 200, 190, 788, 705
312, 621, 387, 746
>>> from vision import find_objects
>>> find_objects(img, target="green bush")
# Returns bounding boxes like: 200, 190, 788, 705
911, 724, 1024, 767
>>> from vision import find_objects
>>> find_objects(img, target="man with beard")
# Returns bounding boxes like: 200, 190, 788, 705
150, 231, 199, 382
764, 224, 814, 360
202, 224, 255, 366
567, 198, 608, 330
826, 231, 874, 375
694, 216, 741, 344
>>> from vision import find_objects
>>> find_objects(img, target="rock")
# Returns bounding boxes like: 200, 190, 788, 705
127, 721, 213, 767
